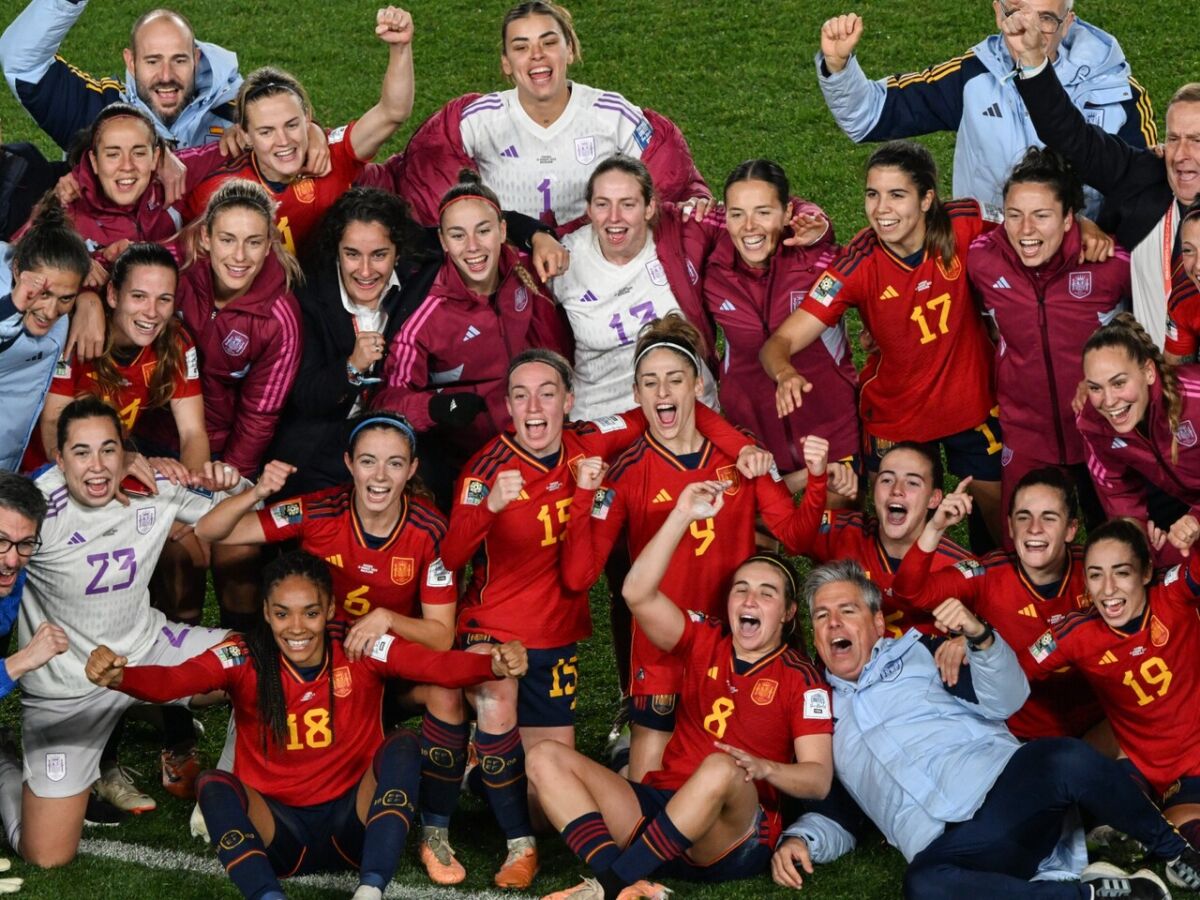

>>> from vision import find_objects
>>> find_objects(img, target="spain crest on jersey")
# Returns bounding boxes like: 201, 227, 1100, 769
1176, 420, 1197, 448
1150, 615, 1170, 648
574, 136, 596, 164
390, 557, 414, 586
293, 178, 316, 204
332, 666, 353, 698
751, 678, 778, 706
715, 465, 741, 495
1068, 272, 1093, 298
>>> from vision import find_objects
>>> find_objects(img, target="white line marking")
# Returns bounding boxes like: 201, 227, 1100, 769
78, 838, 535, 899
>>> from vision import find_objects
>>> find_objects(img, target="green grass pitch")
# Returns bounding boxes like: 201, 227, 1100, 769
0, 0, 1193, 895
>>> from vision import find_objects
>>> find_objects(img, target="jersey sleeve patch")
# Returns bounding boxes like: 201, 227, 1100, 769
462, 478, 489, 507
54, 357, 71, 379
211, 642, 247, 669
591, 414, 628, 434
328, 125, 347, 144
590, 487, 615, 520
185, 346, 200, 380
633, 117, 653, 150
1029, 630, 1057, 663
809, 274, 842, 307
954, 559, 985, 579
269, 500, 303, 528
426, 558, 453, 588
803, 687, 831, 719
1163, 564, 1181, 586
369, 633, 395, 662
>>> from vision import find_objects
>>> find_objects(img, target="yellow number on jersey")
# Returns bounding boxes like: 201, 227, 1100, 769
1122, 656, 1173, 707
117, 398, 141, 430
690, 517, 715, 557
285, 708, 333, 750
884, 609, 906, 639
910, 292, 952, 344
344, 585, 370, 617
277, 215, 296, 255
703, 697, 735, 739
537, 498, 573, 547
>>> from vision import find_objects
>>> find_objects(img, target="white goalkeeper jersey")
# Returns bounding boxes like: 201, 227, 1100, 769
460, 82, 653, 223
21, 468, 228, 698
551, 225, 717, 421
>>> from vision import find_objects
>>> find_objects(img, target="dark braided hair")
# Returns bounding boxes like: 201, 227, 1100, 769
247, 550, 334, 752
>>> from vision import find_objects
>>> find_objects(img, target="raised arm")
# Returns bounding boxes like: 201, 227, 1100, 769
622, 481, 727, 654
193, 460, 294, 544
87, 641, 229, 701
349, 7, 416, 163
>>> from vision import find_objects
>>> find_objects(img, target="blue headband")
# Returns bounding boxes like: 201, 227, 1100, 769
349, 416, 417, 454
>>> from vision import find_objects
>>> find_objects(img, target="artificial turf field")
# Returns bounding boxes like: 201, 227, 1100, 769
0, 0, 1195, 895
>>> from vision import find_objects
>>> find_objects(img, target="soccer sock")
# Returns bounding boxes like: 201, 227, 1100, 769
475, 727, 532, 840
561, 811, 621, 874
359, 730, 421, 890
419, 712, 468, 830
610, 809, 692, 886
196, 769, 282, 900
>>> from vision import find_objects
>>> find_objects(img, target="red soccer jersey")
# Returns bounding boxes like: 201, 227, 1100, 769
442, 415, 646, 649
1029, 554, 1200, 794
180, 122, 367, 255
562, 431, 808, 695
1165, 263, 1200, 358
117, 633, 497, 806
892, 544, 1101, 739
800, 201, 995, 442
643, 615, 833, 847
790, 472, 970, 638
259, 487, 455, 621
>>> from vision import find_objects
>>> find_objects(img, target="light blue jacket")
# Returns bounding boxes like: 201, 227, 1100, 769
0, 293, 67, 472
816, 20, 1153, 218
0, 0, 241, 150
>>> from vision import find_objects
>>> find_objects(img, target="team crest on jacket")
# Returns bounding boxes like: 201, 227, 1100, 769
751, 678, 778, 706
646, 260, 667, 286
136, 507, 156, 535
222, 330, 250, 357
514, 286, 529, 312
293, 178, 316, 204
390, 557, 414, 586
574, 136, 596, 164
715, 465, 741, 495
333, 666, 353, 698
1176, 420, 1198, 448
1068, 272, 1093, 299
1150, 615, 1170, 648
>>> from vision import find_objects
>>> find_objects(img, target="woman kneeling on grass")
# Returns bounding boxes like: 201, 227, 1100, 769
529, 481, 833, 900
85, 549, 527, 900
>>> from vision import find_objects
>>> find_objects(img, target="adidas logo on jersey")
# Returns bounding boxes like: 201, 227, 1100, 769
707, 666, 719, 679
326, 554, 343, 568
68, 531, 86, 545
1111, 437, 1127, 449
500, 145, 519, 158
580, 290, 599, 303
719, 299, 737, 312
1098, 650, 1118, 665
462, 325, 481, 342
878, 285, 899, 301
983, 102, 1003, 118
1018, 604, 1038, 618
992, 276, 1012, 289
652, 489, 673, 504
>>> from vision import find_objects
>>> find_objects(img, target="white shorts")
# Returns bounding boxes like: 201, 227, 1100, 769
21, 622, 228, 798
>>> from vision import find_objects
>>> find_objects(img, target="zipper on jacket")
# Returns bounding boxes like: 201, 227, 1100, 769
1035, 285, 1068, 464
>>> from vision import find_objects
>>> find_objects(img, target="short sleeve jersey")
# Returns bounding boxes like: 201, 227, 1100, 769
1029, 557, 1200, 794
644, 614, 833, 847
550, 226, 717, 420
180, 121, 367, 255
22, 467, 227, 697
258, 487, 454, 621
118, 633, 496, 807
800, 201, 995, 442
459, 85, 653, 223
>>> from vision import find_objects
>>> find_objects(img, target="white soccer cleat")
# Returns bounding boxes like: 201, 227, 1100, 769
350, 886, 382, 900
94, 765, 155, 814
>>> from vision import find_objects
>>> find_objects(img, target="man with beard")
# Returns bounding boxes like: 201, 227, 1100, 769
0, 3, 240, 150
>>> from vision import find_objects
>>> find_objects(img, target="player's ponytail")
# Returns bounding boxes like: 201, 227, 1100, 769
866, 141, 954, 270
11, 194, 91, 283
1083, 312, 1183, 462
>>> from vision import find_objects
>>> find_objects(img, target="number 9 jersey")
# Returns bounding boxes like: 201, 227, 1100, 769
1027, 552, 1200, 796
799, 200, 996, 443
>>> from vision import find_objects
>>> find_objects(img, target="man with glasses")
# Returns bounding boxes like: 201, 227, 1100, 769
814, 1, 1153, 218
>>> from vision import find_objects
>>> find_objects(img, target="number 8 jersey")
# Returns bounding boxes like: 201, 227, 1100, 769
798, 200, 996, 443
1027, 553, 1200, 795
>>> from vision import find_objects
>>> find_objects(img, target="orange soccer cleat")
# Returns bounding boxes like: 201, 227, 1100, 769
494, 836, 539, 889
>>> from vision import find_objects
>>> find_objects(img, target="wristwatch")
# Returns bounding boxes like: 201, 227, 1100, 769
967, 620, 995, 651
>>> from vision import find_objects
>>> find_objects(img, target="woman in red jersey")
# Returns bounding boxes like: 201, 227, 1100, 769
761, 140, 1005, 547
85, 549, 527, 900
530, 482, 832, 900
1166, 200, 1200, 364
968, 147, 1130, 528
562, 315, 807, 781
1079, 314, 1200, 564
195, 411, 472, 885
179, 7, 415, 257
31, 243, 207, 473
1028, 520, 1200, 858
